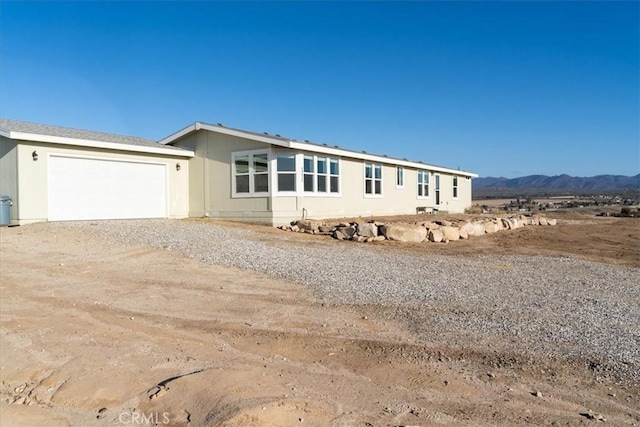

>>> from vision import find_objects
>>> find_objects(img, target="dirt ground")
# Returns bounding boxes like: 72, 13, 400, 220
229, 209, 640, 267
1, 212, 639, 426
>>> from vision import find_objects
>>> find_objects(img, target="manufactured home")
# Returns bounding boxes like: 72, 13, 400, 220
161, 122, 477, 225
0, 119, 477, 226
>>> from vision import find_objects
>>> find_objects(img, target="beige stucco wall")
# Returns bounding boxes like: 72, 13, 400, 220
174, 130, 473, 226
0, 136, 18, 223
174, 130, 271, 222
271, 149, 472, 224
11, 140, 190, 224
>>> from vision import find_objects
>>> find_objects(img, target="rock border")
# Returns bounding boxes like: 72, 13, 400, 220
278, 215, 557, 243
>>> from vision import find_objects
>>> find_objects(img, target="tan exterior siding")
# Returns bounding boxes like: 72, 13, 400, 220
9, 140, 189, 224
272, 156, 472, 223
180, 129, 473, 225
175, 130, 271, 222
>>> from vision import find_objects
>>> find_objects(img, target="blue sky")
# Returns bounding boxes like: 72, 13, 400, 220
1, 1, 638, 178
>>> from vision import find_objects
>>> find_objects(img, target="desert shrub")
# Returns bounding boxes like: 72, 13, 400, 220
465, 205, 484, 214
617, 207, 640, 218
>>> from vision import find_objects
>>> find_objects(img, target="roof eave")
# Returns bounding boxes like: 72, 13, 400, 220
160, 122, 477, 177
2, 130, 194, 158
159, 122, 292, 148
287, 141, 478, 177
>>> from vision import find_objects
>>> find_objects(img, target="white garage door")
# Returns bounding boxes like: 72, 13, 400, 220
48, 156, 168, 221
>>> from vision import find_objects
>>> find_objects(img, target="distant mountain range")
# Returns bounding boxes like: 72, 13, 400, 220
473, 174, 640, 191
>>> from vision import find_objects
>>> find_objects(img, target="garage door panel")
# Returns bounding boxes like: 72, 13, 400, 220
48, 156, 167, 221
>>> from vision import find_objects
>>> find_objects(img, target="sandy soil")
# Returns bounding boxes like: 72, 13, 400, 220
232, 210, 640, 267
1, 213, 639, 426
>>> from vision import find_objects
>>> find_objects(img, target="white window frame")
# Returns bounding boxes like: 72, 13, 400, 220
231, 149, 270, 198
364, 162, 383, 198
316, 157, 329, 193
276, 153, 297, 194
453, 175, 459, 199
328, 158, 340, 195
396, 166, 404, 189
417, 170, 430, 199
434, 173, 441, 205
302, 154, 341, 197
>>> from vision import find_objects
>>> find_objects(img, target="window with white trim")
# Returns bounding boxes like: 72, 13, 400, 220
303, 155, 314, 192
277, 154, 296, 192
232, 150, 269, 196
435, 174, 441, 205
329, 158, 340, 193
396, 166, 404, 188
453, 176, 458, 199
304, 154, 340, 194
317, 157, 328, 192
365, 163, 382, 196
417, 170, 430, 198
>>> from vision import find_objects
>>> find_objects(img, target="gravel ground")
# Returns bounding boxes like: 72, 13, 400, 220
57, 219, 640, 386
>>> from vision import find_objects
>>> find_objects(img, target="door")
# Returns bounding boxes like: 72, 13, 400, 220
48, 155, 167, 221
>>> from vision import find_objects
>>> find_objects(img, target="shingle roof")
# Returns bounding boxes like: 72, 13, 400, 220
0, 118, 186, 152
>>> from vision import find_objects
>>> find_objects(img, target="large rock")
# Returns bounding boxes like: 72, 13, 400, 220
538, 217, 549, 226
472, 221, 487, 236
332, 229, 347, 240
358, 223, 378, 238
459, 228, 469, 239
380, 224, 427, 243
440, 226, 460, 241
336, 226, 356, 239
501, 218, 512, 230
294, 219, 322, 232
428, 229, 444, 243
318, 225, 335, 233
484, 221, 499, 234
460, 222, 476, 236
420, 221, 438, 229
460, 221, 485, 237
508, 218, 520, 229
547, 218, 557, 226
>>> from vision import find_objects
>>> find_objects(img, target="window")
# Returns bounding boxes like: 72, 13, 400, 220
365, 163, 382, 196
304, 154, 340, 194
277, 154, 296, 192
396, 166, 404, 188
453, 176, 458, 199
253, 153, 269, 192
233, 151, 269, 196
303, 155, 314, 191
234, 154, 250, 193
329, 159, 339, 193
317, 157, 327, 192
435, 174, 441, 205
417, 170, 430, 198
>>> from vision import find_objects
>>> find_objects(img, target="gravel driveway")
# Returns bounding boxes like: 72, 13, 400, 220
58, 219, 640, 386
